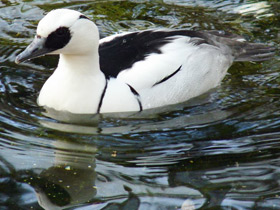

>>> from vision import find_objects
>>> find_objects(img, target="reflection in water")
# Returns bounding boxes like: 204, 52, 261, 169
40, 108, 232, 135
40, 92, 234, 134
1, 136, 207, 209
40, 108, 231, 134
31, 140, 97, 210
0, 125, 280, 209
101, 187, 140, 210
0, 139, 141, 210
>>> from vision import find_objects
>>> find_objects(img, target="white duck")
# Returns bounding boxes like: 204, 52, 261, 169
15, 9, 274, 114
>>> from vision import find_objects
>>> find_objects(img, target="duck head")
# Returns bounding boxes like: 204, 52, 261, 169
15, 9, 99, 64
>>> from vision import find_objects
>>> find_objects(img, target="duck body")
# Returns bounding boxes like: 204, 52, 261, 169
15, 9, 274, 114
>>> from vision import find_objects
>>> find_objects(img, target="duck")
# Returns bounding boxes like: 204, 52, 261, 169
15, 8, 274, 114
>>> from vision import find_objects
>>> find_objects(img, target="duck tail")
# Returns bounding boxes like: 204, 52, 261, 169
204, 30, 275, 62
234, 42, 275, 62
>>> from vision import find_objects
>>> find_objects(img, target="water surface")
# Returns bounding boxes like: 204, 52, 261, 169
0, 0, 280, 209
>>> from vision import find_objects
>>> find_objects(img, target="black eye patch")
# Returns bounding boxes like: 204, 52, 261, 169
45, 27, 71, 50
55, 27, 69, 36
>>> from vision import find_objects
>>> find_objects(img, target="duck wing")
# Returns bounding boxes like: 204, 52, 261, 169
99, 29, 274, 91
99, 30, 208, 79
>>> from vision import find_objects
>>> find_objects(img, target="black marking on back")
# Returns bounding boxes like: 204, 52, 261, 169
153, 65, 182, 87
79, 15, 89, 20
127, 84, 143, 112
97, 80, 108, 113
45, 27, 71, 51
99, 30, 207, 79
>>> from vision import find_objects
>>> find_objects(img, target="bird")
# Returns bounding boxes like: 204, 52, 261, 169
15, 9, 274, 114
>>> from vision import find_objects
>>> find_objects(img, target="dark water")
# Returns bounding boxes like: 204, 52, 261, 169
0, 0, 280, 209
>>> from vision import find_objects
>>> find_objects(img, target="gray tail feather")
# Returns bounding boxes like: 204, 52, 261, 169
204, 30, 275, 62
234, 43, 275, 62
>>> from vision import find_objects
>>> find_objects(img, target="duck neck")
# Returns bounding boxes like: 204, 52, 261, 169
57, 51, 102, 76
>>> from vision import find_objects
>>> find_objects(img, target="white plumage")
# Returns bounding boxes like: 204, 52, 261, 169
15, 9, 274, 114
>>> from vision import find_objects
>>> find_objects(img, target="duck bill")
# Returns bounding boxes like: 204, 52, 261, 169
15, 36, 52, 64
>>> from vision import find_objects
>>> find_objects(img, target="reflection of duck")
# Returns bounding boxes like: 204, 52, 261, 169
33, 168, 140, 210
40, 103, 233, 134
31, 140, 97, 210
23, 140, 141, 210
0, 141, 98, 209
15, 9, 274, 114
33, 165, 96, 210
0, 136, 209, 209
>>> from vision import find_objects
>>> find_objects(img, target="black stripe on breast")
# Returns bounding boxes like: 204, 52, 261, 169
97, 80, 108, 113
153, 65, 182, 87
127, 84, 143, 112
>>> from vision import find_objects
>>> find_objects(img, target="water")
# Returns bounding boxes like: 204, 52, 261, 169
0, 0, 280, 209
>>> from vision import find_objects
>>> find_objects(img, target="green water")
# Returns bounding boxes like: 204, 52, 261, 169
0, 0, 280, 209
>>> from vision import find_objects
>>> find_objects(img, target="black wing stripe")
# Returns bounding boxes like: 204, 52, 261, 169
153, 65, 182, 87
97, 80, 108, 113
127, 84, 143, 112
79, 15, 89, 20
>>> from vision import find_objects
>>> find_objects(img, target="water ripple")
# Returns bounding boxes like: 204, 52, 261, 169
0, 0, 279, 209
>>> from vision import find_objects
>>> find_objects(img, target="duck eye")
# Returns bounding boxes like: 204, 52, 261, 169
55, 27, 68, 36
